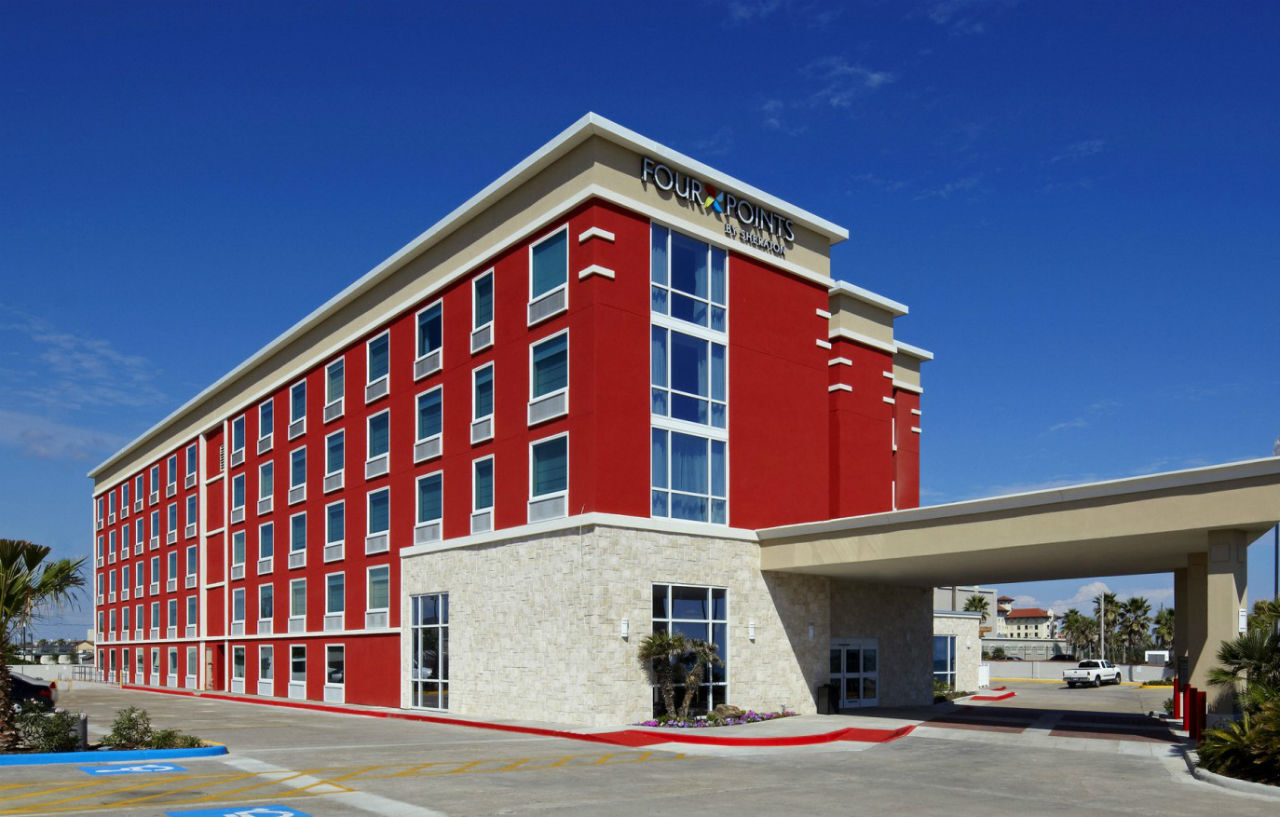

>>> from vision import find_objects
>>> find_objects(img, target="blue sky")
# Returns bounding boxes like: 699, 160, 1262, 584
2, 1, 1278, 638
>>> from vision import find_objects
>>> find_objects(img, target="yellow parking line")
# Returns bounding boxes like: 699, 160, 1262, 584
0, 782, 106, 808
73, 773, 260, 810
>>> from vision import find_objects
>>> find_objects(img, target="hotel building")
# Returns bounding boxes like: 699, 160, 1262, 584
89, 114, 932, 725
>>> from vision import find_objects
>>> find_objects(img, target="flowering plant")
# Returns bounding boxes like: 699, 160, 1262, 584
635, 710, 796, 729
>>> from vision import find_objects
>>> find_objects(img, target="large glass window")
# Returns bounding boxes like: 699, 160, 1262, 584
290, 447, 306, 490
231, 474, 245, 512
530, 228, 568, 300
259, 584, 274, 622
290, 512, 306, 557
231, 416, 245, 457
531, 436, 567, 500
259, 462, 273, 501
166, 454, 178, 489
651, 328, 726, 428
410, 593, 449, 709
367, 332, 390, 384
232, 530, 246, 568
290, 645, 306, 682
290, 579, 306, 620
473, 458, 494, 512
326, 358, 344, 406
326, 573, 345, 615
650, 225, 727, 331
417, 473, 443, 525
651, 584, 728, 716
367, 411, 390, 459
417, 387, 443, 442
473, 365, 494, 420
260, 645, 274, 682
326, 430, 344, 477
651, 430, 727, 524
186, 595, 197, 629
185, 444, 197, 479
368, 566, 390, 613
232, 588, 245, 623
326, 645, 345, 687
259, 400, 273, 442
368, 488, 390, 535
290, 381, 306, 424
531, 333, 568, 399
473, 271, 493, 330
149, 465, 160, 497
933, 635, 957, 690
232, 646, 245, 681
259, 522, 274, 562
185, 545, 197, 577
326, 502, 344, 545
417, 303, 443, 359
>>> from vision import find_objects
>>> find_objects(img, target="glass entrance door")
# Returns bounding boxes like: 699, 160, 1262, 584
830, 638, 879, 708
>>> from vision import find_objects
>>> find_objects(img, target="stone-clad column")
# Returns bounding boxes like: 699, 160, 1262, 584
1172, 567, 1188, 671
1186, 530, 1249, 710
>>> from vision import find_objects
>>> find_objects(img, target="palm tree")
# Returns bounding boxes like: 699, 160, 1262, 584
1153, 607, 1175, 651
675, 638, 723, 721
963, 594, 990, 623
1061, 609, 1097, 658
0, 539, 85, 751
1093, 592, 1119, 660
1208, 627, 1280, 715
637, 631, 687, 719
1119, 597, 1152, 664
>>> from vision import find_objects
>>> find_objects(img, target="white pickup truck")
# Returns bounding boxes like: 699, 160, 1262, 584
1063, 659, 1123, 687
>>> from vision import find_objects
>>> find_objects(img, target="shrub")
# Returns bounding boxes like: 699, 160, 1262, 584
103, 706, 153, 749
1197, 700, 1280, 786
148, 729, 204, 749
15, 703, 79, 753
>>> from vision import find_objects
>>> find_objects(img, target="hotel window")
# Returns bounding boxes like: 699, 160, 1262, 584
166, 454, 178, 494
121, 524, 130, 556
289, 512, 306, 569
652, 583, 728, 715
108, 531, 117, 561
184, 494, 198, 537
166, 599, 177, 637
134, 560, 143, 594
471, 270, 494, 352
325, 645, 345, 702
289, 446, 306, 504
324, 501, 345, 561
122, 607, 129, 635
135, 521, 145, 551
651, 430, 727, 525
289, 578, 306, 630
324, 429, 344, 492
259, 583, 274, 629
650, 225, 727, 332
232, 588, 245, 630
528, 331, 568, 425
149, 601, 159, 633
185, 545, 197, 585
231, 474, 246, 524
135, 603, 143, 635
290, 645, 306, 695
933, 635, 957, 690
324, 357, 345, 421
415, 386, 443, 462
149, 510, 160, 547
651, 327, 726, 429
415, 302, 443, 379
324, 572, 345, 631
149, 557, 159, 593
186, 595, 197, 632
472, 456, 494, 534
366, 565, 390, 629
185, 443, 197, 486
108, 491, 116, 522
166, 503, 177, 543
185, 645, 198, 683
231, 530, 246, 578
231, 415, 246, 465
134, 474, 144, 509
166, 551, 177, 590
366, 487, 390, 554
415, 472, 443, 544
528, 226, 568, 325
97, 495, 105, 525
258, 398, 274, 451
471, 363, 494, 444
529, 435, 568, 522
259, 644, 274, 689
258, 522, 274, 574
108, 570, 116, 598
95, 535, 103, 566
121, 482, 130, 514
258, 461, 274, 513
288, 380, 306, 439
366, 410, 390, 477
149, 464, 160, 502
410, 592, 449, 710
366, 331, 390, 403
232, 645, 245, 688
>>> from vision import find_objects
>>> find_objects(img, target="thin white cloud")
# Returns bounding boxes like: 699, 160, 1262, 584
1045, 398, 1121, 433
726, 0, 784, 22
1050, 138, 1106, 163
0, 409, 127, 462
913, 175, 980, 200
1048, 417, 1088, 433
923, 0, 1019, 35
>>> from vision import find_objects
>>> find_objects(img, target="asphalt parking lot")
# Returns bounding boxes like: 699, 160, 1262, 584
2, 681, 1274, 817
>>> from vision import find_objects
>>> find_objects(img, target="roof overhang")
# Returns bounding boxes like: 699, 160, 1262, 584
758, 457, 1280, 586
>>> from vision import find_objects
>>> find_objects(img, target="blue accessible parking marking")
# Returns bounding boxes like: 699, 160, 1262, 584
79, 762, 187, 775
166, 807, 312, 817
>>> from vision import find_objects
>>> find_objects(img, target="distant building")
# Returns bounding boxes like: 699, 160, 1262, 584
1005, 607, 1055, 639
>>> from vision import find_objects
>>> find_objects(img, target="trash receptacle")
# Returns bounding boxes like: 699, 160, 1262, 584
815, 682, 838, 714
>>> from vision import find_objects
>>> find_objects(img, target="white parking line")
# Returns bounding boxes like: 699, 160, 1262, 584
222, 756, 447, 817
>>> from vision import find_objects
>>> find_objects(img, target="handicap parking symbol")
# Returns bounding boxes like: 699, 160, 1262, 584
79, 762, 186, 775
166, 807, 312, 817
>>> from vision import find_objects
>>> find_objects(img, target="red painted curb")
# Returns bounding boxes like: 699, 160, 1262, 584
970, 691, 1016, 701
989, 686, 1007, 691
119, 684, 915, 747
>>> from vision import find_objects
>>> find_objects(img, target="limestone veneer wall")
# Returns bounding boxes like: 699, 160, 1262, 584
933, 613, 981, 692
829, 581, 933, 708
399, 524, 830, 727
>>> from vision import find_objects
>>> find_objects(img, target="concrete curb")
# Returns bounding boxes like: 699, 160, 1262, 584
1182, 747, 1280, 799
0, 745, 227, 767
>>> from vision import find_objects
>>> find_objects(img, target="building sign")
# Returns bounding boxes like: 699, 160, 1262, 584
640, 157, 794, 257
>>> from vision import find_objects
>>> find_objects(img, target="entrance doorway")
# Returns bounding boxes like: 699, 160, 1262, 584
830, 638, 879, 708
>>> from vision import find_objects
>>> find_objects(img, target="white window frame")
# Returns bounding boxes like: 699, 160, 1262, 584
365, 487, 390, 554
258, 582, 274, 634
528, 328, 569, 425
324, 571, 345, 631
257, 521, 274, 575
166, 454, 178, 496
231, 530, 246, 580
414, 470, 444, 546
121, 482, 130, 517
185, 442, 198, 488
231, 587, 246, 636
365, 565, 390, 629
365, 409, 391, 479
185, 545, 198, 588
414, 300, 444, 380
288, 379, 307, 440
365, 330, 391, 404
471, 269, 495, 353
288, 445, 307, 505
231, 644, 246, 693
471, 455, 494, 534
230, 473, 246, 524
185, 595, 198, 637
134, 474, 145, 510
288, 644, 306, 699
414, 384, 444, 463
288, 510, 306, 569
324, 500, 345, 562
323, 643, 345, 702
323, 428, 345, 493
324, 357, 345, 423
166, 598, 178, 639
258, 644, 275, 696
527, 224, 569, 326
230, 415, 246, 467
148, 464, 160, 504
258, 398, 274, 453
289, 578, 306, 634
258, 460, 274, 515
166, 502, 178, 545
470, 362, 495, 444
184, 493, 198, 539
529, 432, 569, 523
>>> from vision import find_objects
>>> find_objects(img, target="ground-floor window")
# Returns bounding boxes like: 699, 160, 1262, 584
410, 593, 449, 710
289, 644, 306, 699
651, 583, 728, 716
186, 647, 198, 687
325, 644, 345, 703
167, 648, 178, 682
933, 635, 957, 690
232, 645, 245, 692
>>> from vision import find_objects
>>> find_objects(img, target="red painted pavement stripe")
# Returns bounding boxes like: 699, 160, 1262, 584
969, 691, 1016, 701
119, 684, 914, 746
